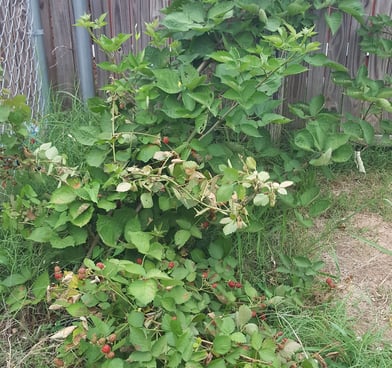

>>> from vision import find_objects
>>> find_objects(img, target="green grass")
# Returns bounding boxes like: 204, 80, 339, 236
276, 301, 392, 367
34, 91, 97, 166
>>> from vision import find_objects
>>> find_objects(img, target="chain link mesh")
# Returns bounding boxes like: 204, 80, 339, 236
0, 0, 43, 132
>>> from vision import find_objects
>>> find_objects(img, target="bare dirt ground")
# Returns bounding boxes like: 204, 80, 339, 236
321, 210, 392, 341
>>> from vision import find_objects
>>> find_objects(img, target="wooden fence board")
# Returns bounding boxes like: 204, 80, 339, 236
48, 0, 76, 92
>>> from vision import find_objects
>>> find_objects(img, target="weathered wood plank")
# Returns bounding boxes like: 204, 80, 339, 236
39, 0, 57, 87
48, 0, 76, 92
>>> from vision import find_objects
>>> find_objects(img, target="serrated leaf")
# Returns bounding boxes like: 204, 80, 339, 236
236, 305, 252, 328
230, 332, 247, 344
250, 331, 263, 351
128, 279, 157, 305
283, 63, 308, 76
332, 144, 353, 163
212, 335, 232, 355
174, 229, 191, 247
86, 148, 107, 167
294, 130, 314, 152
309, 95, 324, 116
216, 184, 234, 202
126, 231, 152, 253
359, 120, 374, 144
96, 214, 123, 247
325, 11, 343, 35
27, 226, 56, 243
137, 145, 160, 162
152, 69, 182, 94
31, 272, 50, 302
50, 186, 76, 205
309, 199, 331, 217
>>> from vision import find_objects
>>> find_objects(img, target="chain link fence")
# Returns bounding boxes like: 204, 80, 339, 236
0, 0, 44, 132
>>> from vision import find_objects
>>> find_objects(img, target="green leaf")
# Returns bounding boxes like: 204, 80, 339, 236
230, 332, 247, 344
207, 359, 226, 368
86, 148, 107, 167
128, 279, 157, 305
129, 326, 152, 352
239, 124, 262, 137
216, 184, 234, 202
66, 302, 89, 317
293, 256, 312, 268
27, 227, 56, 243
73, 126, 100, 146
137, 145, 160, 162
50, 235, 75, 249
309, 95, 324, 116
220, 317, 236, 334
161, 12, 195, 32
283, 64, 308, 76
212, 335, 232, 355
338, 0, 365, 25
244, 281, 258, 299
359, 120, 375, 144
294, 210, 314, 228
310, 148, 332, 166
96, 214, 123, 247
236, 305, 252, 328
152, 69, 182, 94
105, 358, 124, 368
209, 51, 233, 63
126, 231, 152, 254
294, 130, 315, 152
332, 144, 353, 163
251, 331, 263, 351
309, 199, 331, 217
208, 2, 234, 20
1, 273, 31, 287
325, 11, 343, 35
140, 192, 154, 208
166, 286, 191, 304
128, 310, 145, 328
50, 186, 76, 205
151, 335, 168, 358
305, 54, 348, 72
69, 205, 94, 227
287, 0, 311, 15
174, 229, 192, 247
32, 272, 50, 300
299, 187, 320, 206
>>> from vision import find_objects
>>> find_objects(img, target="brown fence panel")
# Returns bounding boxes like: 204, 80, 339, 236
41, 1, 77, 93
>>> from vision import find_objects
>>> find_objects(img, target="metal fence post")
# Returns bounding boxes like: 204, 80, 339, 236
72, 0, 95, 101
30, 0, 50, 113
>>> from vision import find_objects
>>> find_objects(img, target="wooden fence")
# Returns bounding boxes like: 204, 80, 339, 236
39, 0, 169, 93
38, 0, 391, 128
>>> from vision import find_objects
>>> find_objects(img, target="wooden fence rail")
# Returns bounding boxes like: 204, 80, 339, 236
2, 0, 390, 128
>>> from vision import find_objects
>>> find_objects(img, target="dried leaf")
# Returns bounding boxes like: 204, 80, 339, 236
50, 325, 77, 340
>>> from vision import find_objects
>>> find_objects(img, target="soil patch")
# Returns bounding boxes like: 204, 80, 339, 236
322, 212, 392, 340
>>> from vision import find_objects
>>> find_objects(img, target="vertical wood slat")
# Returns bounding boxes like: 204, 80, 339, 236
47, 0, 76, 92
39, 0, 56, 87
